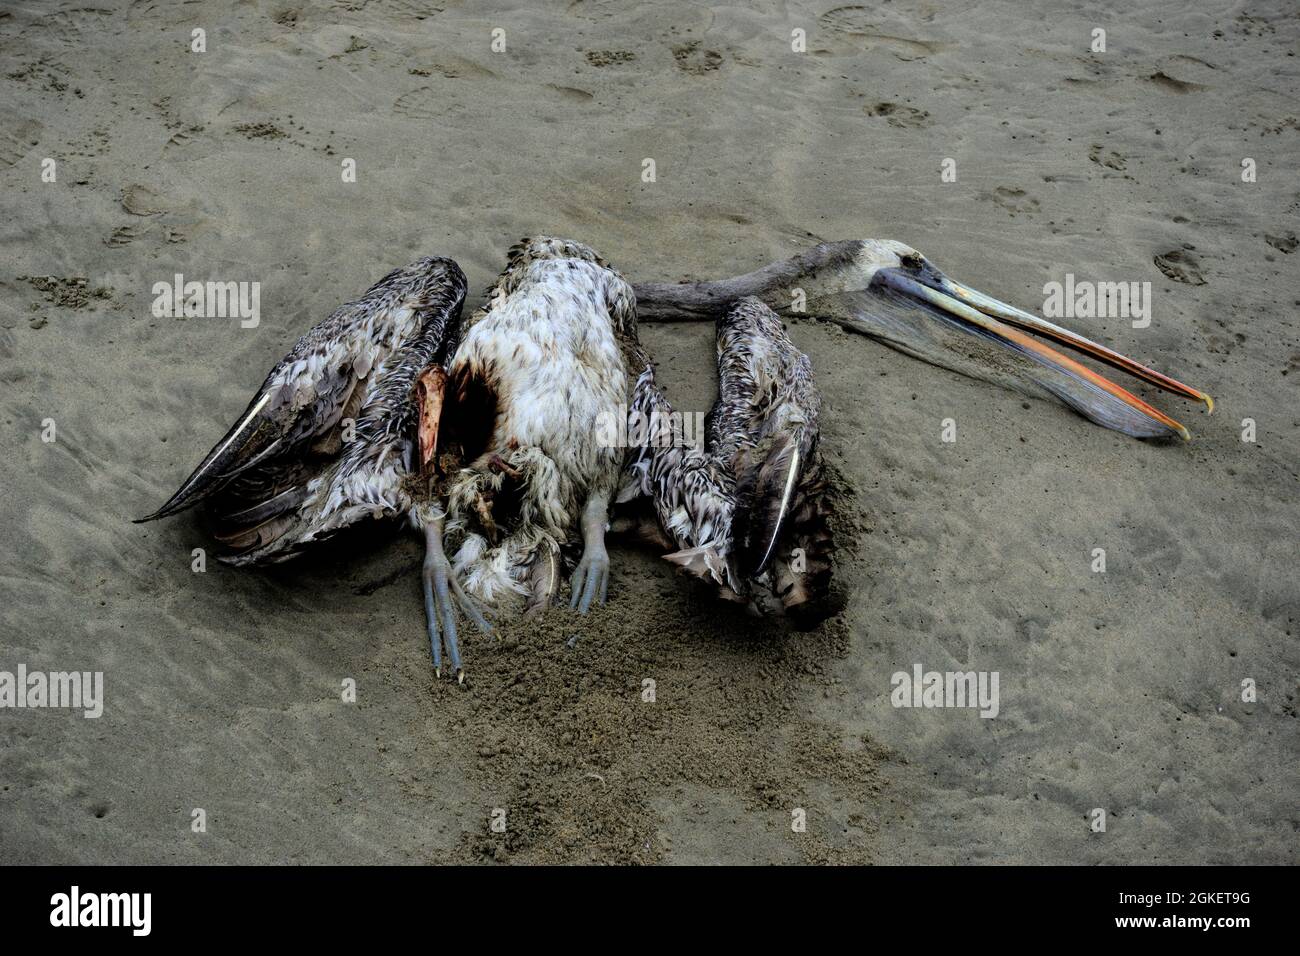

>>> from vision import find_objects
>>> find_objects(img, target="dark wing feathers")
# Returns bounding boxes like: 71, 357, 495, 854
137, 257, 465, 525
733, 431, 800, 577
212, 484, 311, 530
137, 320, 361, 523
618, 364, 741, 593
713, 298, 826, 590
139, 257, 467, 567
618, 297, 833, 611
213, 264, 466, 565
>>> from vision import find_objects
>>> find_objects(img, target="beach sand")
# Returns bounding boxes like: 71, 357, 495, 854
1, 0, 1296, 864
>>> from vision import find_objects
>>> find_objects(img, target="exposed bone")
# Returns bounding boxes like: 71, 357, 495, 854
414, 365, 447, 477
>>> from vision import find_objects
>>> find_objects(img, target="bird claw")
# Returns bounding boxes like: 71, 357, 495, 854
423, 521, 492, 682
569, 547, 610, 614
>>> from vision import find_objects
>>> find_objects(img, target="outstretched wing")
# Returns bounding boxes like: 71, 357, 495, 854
136, 257, 466, 522
211, 340, 432, 565
617, 300, 834, 612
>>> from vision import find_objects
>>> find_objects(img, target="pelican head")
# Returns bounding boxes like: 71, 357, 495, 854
633, 239, 1213, 441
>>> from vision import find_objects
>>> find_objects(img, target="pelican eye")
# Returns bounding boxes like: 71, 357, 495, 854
899, 252, 925, 271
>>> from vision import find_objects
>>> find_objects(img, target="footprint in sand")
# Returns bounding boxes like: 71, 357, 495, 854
0, 109, 43, 168
986, 186, 1040, 217
393, 88, 441, 120
1130, 523, 1186, 577
105, 225, 140, 247
672, 41, 723, 75
163, 126, 205, 156
1088, 145, 1127, 171
865, 102, 931, 128
408, 57, 497, 80
1153, 247, 1207, 285
382, 0, 446, 19
1263, 232, 1297, 254
1147, 54, 1216, 95
1148, 71, 1207, 94
121, 184, 168, 217
819, 5, 943, 59
29, 7, 116, 44
545, 84, 593, 102
586, 50, 636, 68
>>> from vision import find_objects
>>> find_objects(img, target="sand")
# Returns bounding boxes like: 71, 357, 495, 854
0, 0, 1296, 864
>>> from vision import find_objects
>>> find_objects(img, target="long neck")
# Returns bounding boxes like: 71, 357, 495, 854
631, 240, 863, 321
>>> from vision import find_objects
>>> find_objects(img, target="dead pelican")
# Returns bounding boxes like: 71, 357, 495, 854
136, 242, 642, 683
426, 237, 639, 664
632, 239, 1212, 441
134, 238, 1213, 677
613, 239, 1211, 619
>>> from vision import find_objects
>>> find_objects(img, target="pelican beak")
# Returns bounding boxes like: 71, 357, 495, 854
414, 365, 446, 476
878, 267, 1212, 441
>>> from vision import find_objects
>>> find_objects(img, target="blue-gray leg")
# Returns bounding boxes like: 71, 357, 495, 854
423, 517, 491, 683
570, 491, 612, 614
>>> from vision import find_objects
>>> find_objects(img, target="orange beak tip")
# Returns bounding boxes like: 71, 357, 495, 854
1202, 393, 1214, 415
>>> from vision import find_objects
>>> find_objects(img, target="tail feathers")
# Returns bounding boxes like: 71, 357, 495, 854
212, 468, 396, 567
212, 513, 302, 559
663, 541, 741, 596
207, 481, 315, 565
450, 531, 534, 606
